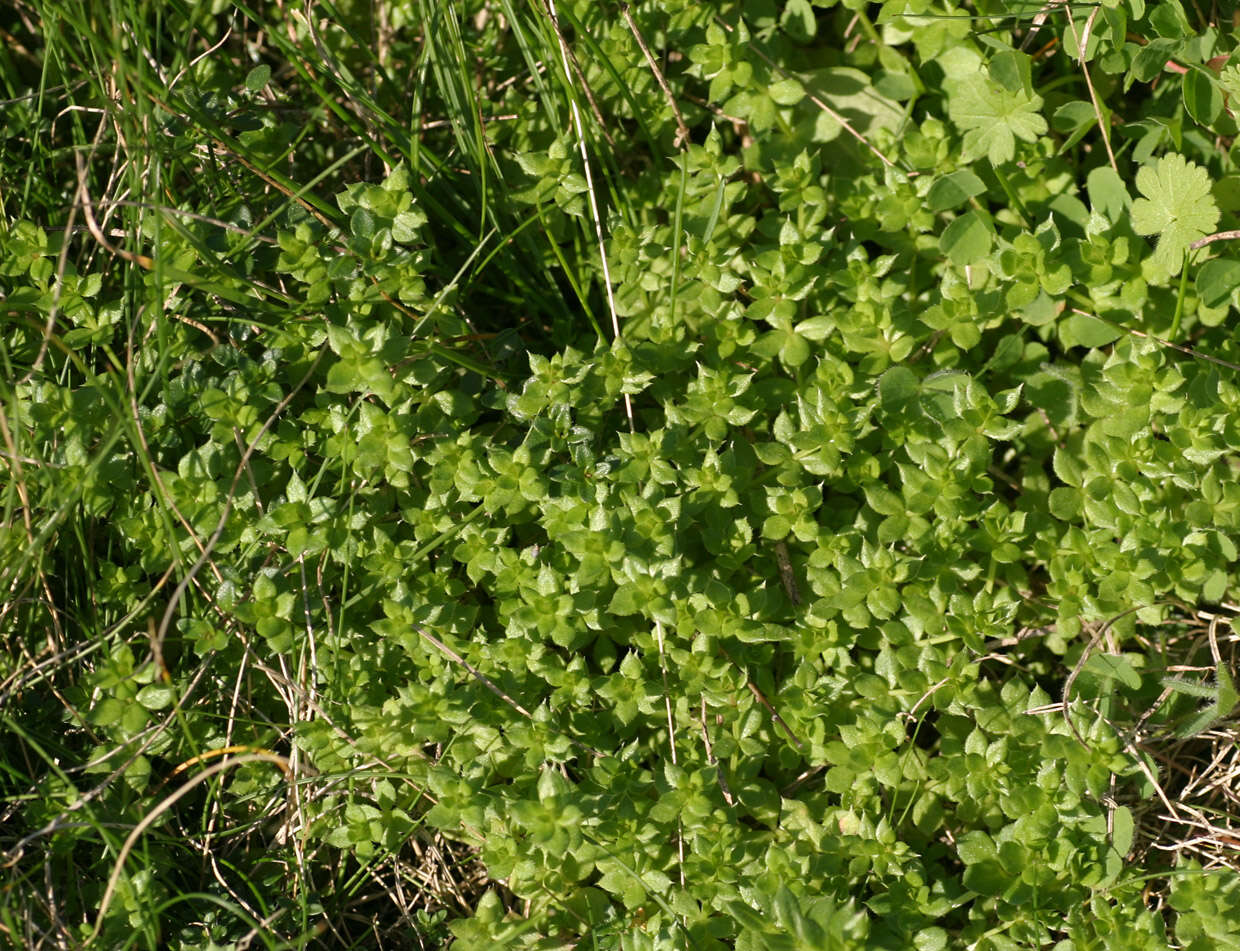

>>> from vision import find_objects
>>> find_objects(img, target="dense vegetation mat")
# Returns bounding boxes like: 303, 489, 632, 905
3, 0, 1240, 948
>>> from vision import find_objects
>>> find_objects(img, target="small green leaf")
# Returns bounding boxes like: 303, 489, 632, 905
90, 697, 126, 727
1083, 652, 1142, 690
245, 64, 272, 93
956, 830, 996, 865
351, 207, 376, 241
1052, 100, 1098, 152
1052, 446, 1084, 487
609, 584, 642, 616
940, 210, 992, 265
136, 683, 176, 711
1184, 69, 1223, 127
769, 78, 806, 106
1060, 312, 1123, 349
915, 928, 949, 951
989, 49, 1034, 96
1048, 487, 1081, 520
780, 332, 810, 367
1087, 166, 1130, 224
780, 0, 816, 42
392, 209, 426, 243
795, 315, 835, 340
927, 169, 987, 212
1203, 568, 1228, 604
878, 366, 919, 408
763, 514, 792, 539
1197, 258, 1240, 309
1111, 805, 1134, 857
772, 885, 802, 932
1131, 38, 1180, 83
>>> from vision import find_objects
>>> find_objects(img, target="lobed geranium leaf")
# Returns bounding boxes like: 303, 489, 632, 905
946, 72, 1048, 165
1130, 153, 1220, 277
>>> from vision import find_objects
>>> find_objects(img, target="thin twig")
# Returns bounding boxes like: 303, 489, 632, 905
75, 150, 220, 344
19, 124, 95, 385
1191, 229, 1240, 250
773, 539, 800, 605
1070, 307, 1240, 374
654, 621, 677, 765
1018, 0, 1068, 52
700, 696, 735, 805
74, 151, 155, 270
89, 753, 292, 941
620, 3, 690, 149
62, 198, 280, 242
1066, 5, 1117, 173
719, 646, 804, 750
714, 15, 896, 168
551, 11, 616, 149
412, 623, 532, 719
543, 0, 633, 429
1062, 605, 1163, 751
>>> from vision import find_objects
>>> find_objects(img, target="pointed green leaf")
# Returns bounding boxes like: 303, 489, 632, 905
941, 210, 993, 265
927, 169, 987, 212
1111, 805, 1134, 857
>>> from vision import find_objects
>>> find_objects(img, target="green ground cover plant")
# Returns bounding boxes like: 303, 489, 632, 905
4, 0, 1240, 947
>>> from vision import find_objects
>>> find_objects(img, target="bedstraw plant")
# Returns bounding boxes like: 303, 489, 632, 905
4, 0, 1240, 948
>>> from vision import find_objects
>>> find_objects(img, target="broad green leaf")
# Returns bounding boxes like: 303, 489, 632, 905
1196, 258, 1240, 309
874, 70, 916, 101
1184, 69, 1224, 127
1087, 166, 1130, 225
807, 67, 904, 141
1060, 312, 1123, 349
927, 169, 986, 212
940, 210, 993, 265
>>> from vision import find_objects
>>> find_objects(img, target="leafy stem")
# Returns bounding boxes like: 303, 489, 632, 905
1160, 663, 1238, 738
